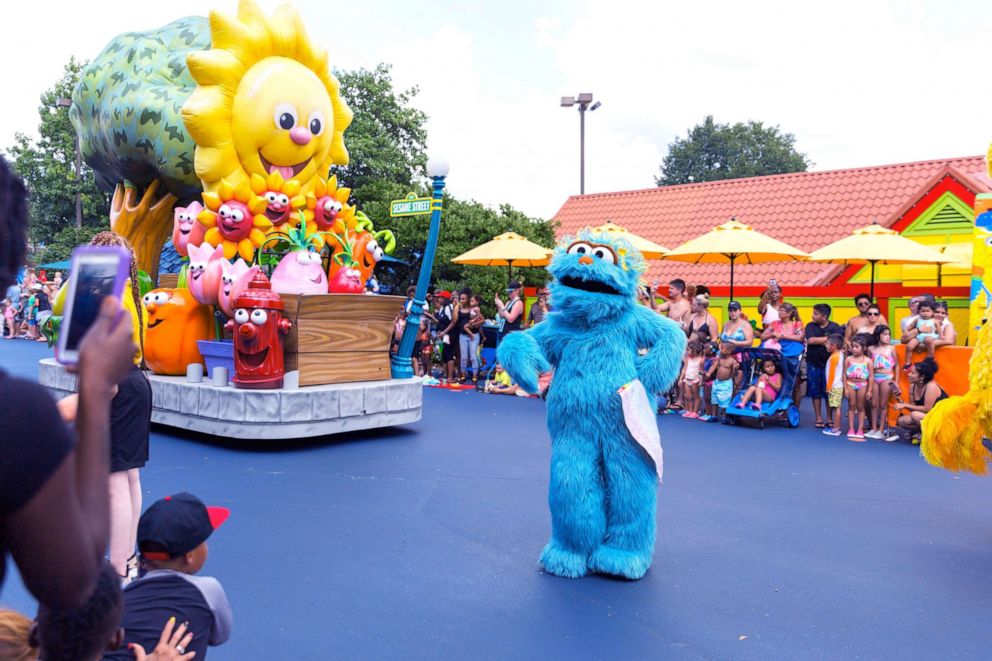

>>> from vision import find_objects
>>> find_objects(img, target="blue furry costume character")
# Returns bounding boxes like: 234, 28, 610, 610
498, 230, 685, 579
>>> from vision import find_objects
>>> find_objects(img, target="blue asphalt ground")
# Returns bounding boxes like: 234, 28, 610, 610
2, 338, 990, 660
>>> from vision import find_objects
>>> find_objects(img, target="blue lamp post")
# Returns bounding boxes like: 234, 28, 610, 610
390, 157, 449, 379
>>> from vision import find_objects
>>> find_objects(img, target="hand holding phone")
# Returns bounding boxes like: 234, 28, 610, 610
57, 246, 132, 366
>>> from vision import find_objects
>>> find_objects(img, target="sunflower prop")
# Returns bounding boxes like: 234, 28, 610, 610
303, 175, 357, 247
183, 0, 353, 196
198, 179, 271, 261
250, 172, 307, 233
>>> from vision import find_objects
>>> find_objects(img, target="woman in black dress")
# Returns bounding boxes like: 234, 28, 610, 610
89, 233, 153, 582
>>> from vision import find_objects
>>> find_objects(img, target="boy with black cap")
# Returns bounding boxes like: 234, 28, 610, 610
105, 492, 233, 660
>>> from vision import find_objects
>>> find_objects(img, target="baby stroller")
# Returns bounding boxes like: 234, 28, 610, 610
726, 345, 803, 429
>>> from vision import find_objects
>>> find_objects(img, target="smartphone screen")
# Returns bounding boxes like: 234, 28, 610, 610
64, 260, 119, 351
58, 247, 129, 364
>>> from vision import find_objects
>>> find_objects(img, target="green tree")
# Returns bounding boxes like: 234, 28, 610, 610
331, 64, 428, 197
656, 115, 811, 185
329, 63, 557, 302
4, 58, 110, 260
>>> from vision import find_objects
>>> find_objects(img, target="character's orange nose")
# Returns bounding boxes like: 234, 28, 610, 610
145, 303, 157, 314
578, 256, 594, 265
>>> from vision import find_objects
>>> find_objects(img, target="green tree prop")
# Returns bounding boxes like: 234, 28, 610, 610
656, 115, 811, 186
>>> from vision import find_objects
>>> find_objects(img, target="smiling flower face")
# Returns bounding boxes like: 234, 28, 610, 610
250, 172, 305, 230
218, 259, 260, 318
187, 243, 226, 305
198, 179, 271, 261
182, 0, 352, 196
172, 202, 206, 257
547, 229, 645, 322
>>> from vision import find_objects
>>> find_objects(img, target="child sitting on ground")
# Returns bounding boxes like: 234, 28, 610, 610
738, 359, 782, 411
678, 340, 705, 418
486, 363, 519, 395
822, 334, 846, 437
105, 492, 232, 660
706, 342, 739, 423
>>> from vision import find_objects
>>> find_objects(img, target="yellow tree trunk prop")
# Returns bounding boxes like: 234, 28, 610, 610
109, 181, 177, 283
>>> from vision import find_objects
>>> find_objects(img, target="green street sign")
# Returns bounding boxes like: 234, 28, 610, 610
390, 193, 432, 217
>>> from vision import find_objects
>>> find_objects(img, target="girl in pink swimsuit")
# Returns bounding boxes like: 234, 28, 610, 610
679, 340, 705, 418
738, 359, 782, 411
868, 325, 900, 440
844, 336, 874, 440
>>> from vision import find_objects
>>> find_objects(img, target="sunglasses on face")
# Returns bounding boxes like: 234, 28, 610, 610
867, 312, 880, 317
857, 301, 870, 307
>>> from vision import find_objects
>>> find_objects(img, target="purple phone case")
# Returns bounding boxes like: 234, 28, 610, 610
56, 245, 132, 365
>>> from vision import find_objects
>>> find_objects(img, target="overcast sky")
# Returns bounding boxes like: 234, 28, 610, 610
1, 0, 990, 219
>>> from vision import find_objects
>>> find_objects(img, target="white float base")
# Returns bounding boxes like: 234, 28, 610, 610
38, 358, 423, 440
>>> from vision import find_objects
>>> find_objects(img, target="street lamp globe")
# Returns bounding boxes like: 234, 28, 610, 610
426, 157, 449, 179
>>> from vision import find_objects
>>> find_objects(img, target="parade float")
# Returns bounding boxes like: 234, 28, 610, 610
40, 0, 429, 439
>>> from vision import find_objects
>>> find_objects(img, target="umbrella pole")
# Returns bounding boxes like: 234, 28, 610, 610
729, 255, 736, 301
870, 261, 876, 302
508, 262, 513, 286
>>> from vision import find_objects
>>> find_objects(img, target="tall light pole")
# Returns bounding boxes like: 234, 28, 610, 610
56, 97, 83, 229
560, 93, 601, 194
391, 156, 449, 379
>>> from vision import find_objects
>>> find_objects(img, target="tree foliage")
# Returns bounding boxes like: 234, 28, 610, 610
4, 58, 110, 259
656, 115, 811, 186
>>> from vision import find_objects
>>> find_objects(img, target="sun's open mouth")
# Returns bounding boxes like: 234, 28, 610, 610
258, 152, 311, 180
559, 275, 621, 296
238, 347, 269, 369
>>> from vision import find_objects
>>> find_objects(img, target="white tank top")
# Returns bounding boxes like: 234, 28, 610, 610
762, 303, 780, 325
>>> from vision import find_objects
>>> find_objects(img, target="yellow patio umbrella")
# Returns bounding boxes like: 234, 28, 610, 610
661, 218, 809, 300
590, 220, 669, 259
807, 221, 956, 300
451, 231, 553, 282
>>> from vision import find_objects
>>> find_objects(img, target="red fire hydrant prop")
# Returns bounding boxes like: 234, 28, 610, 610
225, 271, 292, 389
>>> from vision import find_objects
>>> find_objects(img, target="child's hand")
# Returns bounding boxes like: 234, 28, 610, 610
865, 389, 872, 401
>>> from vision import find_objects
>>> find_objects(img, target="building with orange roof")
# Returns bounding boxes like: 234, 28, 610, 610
552, 156, 991, 343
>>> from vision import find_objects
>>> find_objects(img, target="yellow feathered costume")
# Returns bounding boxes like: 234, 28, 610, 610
920, 319, 992, 474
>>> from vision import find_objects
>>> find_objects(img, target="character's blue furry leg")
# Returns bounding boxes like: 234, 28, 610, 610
540, 430, 606, 578
587, 427, 657, 580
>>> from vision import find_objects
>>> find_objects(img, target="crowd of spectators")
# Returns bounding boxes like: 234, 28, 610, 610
647, 278, 956, 442
3, 267, 60, 341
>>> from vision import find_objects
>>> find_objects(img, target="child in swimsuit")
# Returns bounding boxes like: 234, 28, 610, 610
707, 342, 739, 422
738, 359, 782, 411
903, 301, 938, 368
868, 325, 900, 441
679, 340, 705, 419
844, 336, 873, 440
700, 341, 719, 421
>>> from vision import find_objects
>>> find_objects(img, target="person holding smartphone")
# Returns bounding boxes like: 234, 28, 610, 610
757, 279, 783, 327
0, 157, 137, 609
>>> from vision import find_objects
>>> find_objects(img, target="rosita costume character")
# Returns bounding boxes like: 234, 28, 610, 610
498, 230, 685, 579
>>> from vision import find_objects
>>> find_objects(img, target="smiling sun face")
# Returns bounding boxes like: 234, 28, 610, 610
182, 0, 352, 196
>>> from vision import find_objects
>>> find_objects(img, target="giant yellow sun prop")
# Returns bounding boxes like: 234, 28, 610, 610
182, 0, 353, 197
198, 179, 271, 261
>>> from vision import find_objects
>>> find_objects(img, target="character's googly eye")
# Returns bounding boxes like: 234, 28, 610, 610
567, 242, 593, 256
592, 247, 616, 264
142, 293, 154, 306
278, 194, 289, 206
230, 209, 244, 222
296, 252, 312, 265
266, 192, 278, 204
234, 309, 249, 324
308, 110, 325, 136
373, 247, 384, 261
310, 253, 322, 265
153, 292, 170, 305
332, 200, 343, 212
219, 205, 232, 218
274, 103, 298, 131
222, 275, 234, 284
250, 309, 268, 325
985, 235, 992, 247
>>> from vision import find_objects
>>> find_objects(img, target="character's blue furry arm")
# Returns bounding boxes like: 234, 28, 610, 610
497, 323, 552, 394
630, 305, 686, 394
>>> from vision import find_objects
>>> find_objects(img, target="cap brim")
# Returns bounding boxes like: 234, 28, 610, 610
207, 506, 230, 529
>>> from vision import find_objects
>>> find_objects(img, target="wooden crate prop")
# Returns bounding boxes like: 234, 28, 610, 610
158, 273, 180, 289
280, 294, 403, 386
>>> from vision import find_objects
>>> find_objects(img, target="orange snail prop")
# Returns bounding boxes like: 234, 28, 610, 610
224, 271, 292, 389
